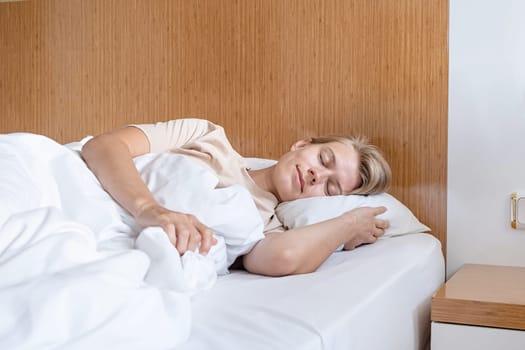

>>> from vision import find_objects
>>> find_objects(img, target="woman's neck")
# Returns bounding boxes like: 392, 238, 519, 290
247, 166, 278, 199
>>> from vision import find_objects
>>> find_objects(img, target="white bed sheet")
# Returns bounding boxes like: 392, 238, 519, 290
177, 233, 445, 350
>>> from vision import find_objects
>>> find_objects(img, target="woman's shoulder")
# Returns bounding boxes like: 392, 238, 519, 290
130, 118, 224, 153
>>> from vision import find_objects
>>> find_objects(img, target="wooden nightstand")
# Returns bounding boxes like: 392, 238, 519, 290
430, 264, 525, 350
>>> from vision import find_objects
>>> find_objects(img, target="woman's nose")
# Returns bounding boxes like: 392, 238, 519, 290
308, 168, 328, 185
308, 169, 317, 184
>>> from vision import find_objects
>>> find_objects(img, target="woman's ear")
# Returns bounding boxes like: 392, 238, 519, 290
290, 138, 313, 151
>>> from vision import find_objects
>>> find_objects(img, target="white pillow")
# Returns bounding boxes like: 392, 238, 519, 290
275, 193, 430, 237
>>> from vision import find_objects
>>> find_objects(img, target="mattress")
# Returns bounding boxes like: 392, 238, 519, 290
177, 233, 445, 350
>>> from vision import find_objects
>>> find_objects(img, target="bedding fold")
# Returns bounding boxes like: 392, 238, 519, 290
0, 133, 264, 349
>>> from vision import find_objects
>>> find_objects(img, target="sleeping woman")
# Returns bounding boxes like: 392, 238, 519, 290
81, 118, 391, 276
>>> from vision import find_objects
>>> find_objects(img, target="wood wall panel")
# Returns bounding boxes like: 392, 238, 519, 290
0, 0, 448, 254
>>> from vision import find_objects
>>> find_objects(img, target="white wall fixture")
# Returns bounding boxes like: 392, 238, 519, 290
511, 192, 525, 229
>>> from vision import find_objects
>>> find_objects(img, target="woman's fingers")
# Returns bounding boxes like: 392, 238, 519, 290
174, 226, 191, 254
371, 206, 387, 216
137, 204, 216, 255
340, 206, 391, 248
195, 220, 214, 255
367, 235, 378, 243
164, 223, 177, 245
376, 218, 389, 229
372, 218, 389, 238
167, 213, 216, 255
187, 227, 203, 253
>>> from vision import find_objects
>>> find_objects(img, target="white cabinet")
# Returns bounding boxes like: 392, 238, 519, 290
430, 264, 525, 349
431, 322, 525, 350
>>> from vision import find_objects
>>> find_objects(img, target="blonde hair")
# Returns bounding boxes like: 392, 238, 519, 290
310, 135, 391, 195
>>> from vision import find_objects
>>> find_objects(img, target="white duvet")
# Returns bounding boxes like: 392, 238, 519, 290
0, 133, 264, 350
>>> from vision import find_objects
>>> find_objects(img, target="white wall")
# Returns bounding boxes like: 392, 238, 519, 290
448, 0, 525, 278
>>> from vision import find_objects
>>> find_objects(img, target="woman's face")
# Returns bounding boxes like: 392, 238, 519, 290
271, 140, 361, 202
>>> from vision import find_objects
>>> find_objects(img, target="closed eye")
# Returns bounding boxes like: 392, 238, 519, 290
319, 152, 326, 167
323, 147, 342, 195
319, 149, 332, 168
326, 181, 342, 196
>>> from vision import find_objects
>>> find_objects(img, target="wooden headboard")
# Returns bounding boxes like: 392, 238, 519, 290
0, 0, 448, 255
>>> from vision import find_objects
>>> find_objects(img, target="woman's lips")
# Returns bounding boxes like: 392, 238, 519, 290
296, 165, 304, 192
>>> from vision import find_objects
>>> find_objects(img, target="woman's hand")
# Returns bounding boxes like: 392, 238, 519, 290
135, 202, 217, 255
341, 206, 389, 250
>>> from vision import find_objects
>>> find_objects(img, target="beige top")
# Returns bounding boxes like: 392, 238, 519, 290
132, 118, 283, 233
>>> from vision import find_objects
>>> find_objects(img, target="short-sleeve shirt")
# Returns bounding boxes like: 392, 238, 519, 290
132, 118, 283, 233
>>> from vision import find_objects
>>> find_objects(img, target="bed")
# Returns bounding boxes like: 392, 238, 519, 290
181, 233, 444, 350
0, 133, 444, 350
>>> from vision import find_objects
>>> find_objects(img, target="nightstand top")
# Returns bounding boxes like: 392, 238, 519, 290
431, 264, 525, 330
437, 264, 525, 305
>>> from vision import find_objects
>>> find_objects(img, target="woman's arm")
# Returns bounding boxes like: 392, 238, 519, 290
81, 126, 215, 254
243, 206, 388, 276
